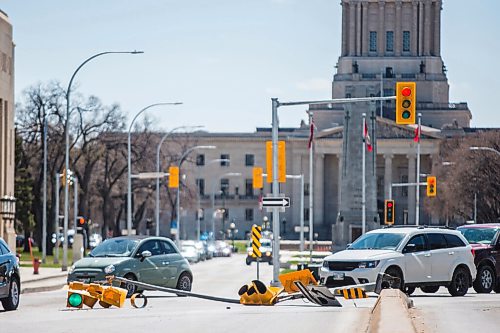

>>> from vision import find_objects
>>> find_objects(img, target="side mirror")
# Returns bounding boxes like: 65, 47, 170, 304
138, 250, 152, 261
346, 243, 352, 249
403, 243, 416, 254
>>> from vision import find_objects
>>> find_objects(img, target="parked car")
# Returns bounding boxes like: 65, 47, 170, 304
320, 226, 476, 296
88, 233, 103, 249
0, 238, 20, 311
457, 223, 500, 293
246, 238, 273, 265
181, 243, 200, 263
51, 229, 75, 247
67, 236, 192, 297
214, 241, 231, 257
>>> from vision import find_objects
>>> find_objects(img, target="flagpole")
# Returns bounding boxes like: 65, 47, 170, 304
362, 113, 366, 235
308, 112, 314, 263
415, 113, 422, 226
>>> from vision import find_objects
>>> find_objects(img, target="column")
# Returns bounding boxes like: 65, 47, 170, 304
349, 2, 356, 56
412, 2, 418, 56
418, 1, 424, 56
292, 153, 303, 230
342, 1, 348, 56
384, 154, 393, 199
314, 154, 324, 226
407, 154, 416, 224
378, 1, 385, 55
423, 0, 432, 56
433, 0, 442, 56
395, 0, 402, 56
337, 154, 343, 209
356, 2, 362, 56
361, 1, 369, 56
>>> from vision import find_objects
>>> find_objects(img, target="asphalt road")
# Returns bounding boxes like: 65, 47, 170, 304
1, 254, 373, 333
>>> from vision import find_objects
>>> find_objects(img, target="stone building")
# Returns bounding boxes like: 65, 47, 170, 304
0, 10, 16, 251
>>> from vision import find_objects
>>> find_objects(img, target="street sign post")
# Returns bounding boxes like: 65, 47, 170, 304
262, 197, 290, 208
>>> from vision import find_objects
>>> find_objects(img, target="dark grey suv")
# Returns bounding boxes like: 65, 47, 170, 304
0, 238, 20, 311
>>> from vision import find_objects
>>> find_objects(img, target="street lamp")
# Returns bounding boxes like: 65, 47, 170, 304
229, 221, 237, 251
127, 102, 182, 237
63, 50, 143, 271
155, 126, 203, 237
262, 216, 269, 230
211, 172, 241, 240
175, 145, 216, 245
470, 146, 500, 157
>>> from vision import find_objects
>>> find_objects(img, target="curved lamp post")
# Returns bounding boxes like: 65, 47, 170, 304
127, 102, 182, 236
175, 145, 216, 244
470, 146, 500, 157
63, 50, 143, 271
155, 126, 203, 236
211, 172, 241, 240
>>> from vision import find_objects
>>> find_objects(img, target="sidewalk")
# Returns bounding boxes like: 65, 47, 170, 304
20, 264, 68, 294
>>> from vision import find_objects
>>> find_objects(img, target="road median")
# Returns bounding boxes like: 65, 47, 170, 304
367, 289, 416, 333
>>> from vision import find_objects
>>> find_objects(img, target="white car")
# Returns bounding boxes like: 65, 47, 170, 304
320, 226, 477, 296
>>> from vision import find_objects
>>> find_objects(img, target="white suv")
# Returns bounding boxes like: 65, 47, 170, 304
320, 227, 476, 296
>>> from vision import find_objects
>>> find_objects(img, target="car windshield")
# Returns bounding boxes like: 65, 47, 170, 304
89, 238, 139, 257
348, 232, 405, 250
458, 227, 499, 245
261, 240, 272, 247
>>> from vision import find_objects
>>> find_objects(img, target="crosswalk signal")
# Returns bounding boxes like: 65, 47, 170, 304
168, 166, 179, 188
396, 82, 416, 125
238, 280, 282, 305
252, 167, 263, 189
426, 176, 437, 197
78, 216, 86, 227
384, 200, 395, 225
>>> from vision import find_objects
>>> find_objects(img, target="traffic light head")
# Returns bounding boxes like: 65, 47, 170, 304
384, 200, 395, 225
168, 166, 179, 188
78, 217, 86, 227
252, 167, 263, 189
426, 176, 437, 197
396, 82, 416, 125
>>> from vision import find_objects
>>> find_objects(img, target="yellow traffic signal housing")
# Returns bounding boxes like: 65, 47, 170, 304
396, 82, 416, 125
427, 176, 437, 197
238, 280, 282, 305
265, 141, 286, 183
252, 167, 263, 189
61, 169, 66, 187
384, 200, 395, 225
168, 166, 179, 188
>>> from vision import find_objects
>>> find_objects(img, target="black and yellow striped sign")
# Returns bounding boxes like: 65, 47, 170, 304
251, 225, 262, 258
336, 287, 368, 299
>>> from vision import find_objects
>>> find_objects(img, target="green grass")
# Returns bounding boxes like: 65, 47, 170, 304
280, 268, 296, 274
17, 247, 86, 268
232, 240, 249, 254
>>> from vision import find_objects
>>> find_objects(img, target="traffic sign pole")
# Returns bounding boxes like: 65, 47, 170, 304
271, 98, 280, 286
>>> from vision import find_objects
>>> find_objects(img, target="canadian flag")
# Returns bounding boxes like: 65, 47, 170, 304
413, 124, 421, 143
364, 122, 373, 152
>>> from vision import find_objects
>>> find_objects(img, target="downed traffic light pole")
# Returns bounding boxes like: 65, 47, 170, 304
67, 271, 399, 309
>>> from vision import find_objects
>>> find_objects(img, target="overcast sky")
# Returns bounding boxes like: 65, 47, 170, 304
2, 0, 499, 132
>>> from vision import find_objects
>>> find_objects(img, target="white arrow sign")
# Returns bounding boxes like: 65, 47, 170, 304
262, 197, 291, 207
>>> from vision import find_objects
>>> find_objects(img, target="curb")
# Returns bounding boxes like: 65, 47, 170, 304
21, 283, 66, 294
367, 289, 416, 333
22, 273, 67, 284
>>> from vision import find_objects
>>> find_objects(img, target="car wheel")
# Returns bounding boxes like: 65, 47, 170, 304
421, 286, 440, 293
246, 257, 252, 265
1, 277, 20, 311
494, 282, 500, 293
405, 286, 416, 295
120, 274, 137, 298
473, 265, 495, 294
447, 267, 470, 296
384, 267, 404, 291
176, 272, 192, 292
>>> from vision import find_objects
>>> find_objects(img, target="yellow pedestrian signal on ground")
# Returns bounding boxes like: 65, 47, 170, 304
396, 82, 416, 125
168, 166, 179, 188
278, 269, 318, 294
251, 225, 262, 258
384, 200, 395, 225
335, 287, 368, 299
252, 167, 263, 189
427, 176, 437, 197
265, 140, 286, 183
66, 282, 127, 309
238, 280, 282, 305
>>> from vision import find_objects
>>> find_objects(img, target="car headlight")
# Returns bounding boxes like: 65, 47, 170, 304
104, 264, 116, 274
247, 250, 253, 256
265, 251, 271, 257
323, 261, 329, 268
358, 261, 379, 269
68, 264, 75, 274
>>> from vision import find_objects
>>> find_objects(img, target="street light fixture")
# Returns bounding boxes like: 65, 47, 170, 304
469, 146, 500, 157
156, 126, 203, 237
127, 102, 183, 237
175, 145, 216, 245
63, 50, 143, 271
211, 172, 241, 240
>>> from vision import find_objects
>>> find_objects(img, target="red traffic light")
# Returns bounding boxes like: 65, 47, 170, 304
402, 87, 412, 97
78, 217, 85, 225
387, 202, 393, 208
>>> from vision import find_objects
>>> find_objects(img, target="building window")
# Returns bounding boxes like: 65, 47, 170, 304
345, 93, 351, 98
304, 183, 310, 196
245, 179, 254, 197
220, 178, 229, 195
403, 31, 410, 52
304, 208, 310, 221
196, 154, 205, 166
196, 179, 205, 196
377, 176, 384, 198
245, 154, 255, 166
245, 209, 254, 221
220, 154, 230, 167
369, 31, 377, 52
386, 31, 394, 52
402, 175, 408, 197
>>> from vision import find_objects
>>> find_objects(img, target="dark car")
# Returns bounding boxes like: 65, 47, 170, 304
458, 223, 500, 293
0, 238, 20, 311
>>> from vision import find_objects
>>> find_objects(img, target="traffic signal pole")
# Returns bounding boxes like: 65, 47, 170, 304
415, 113, 422, 225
